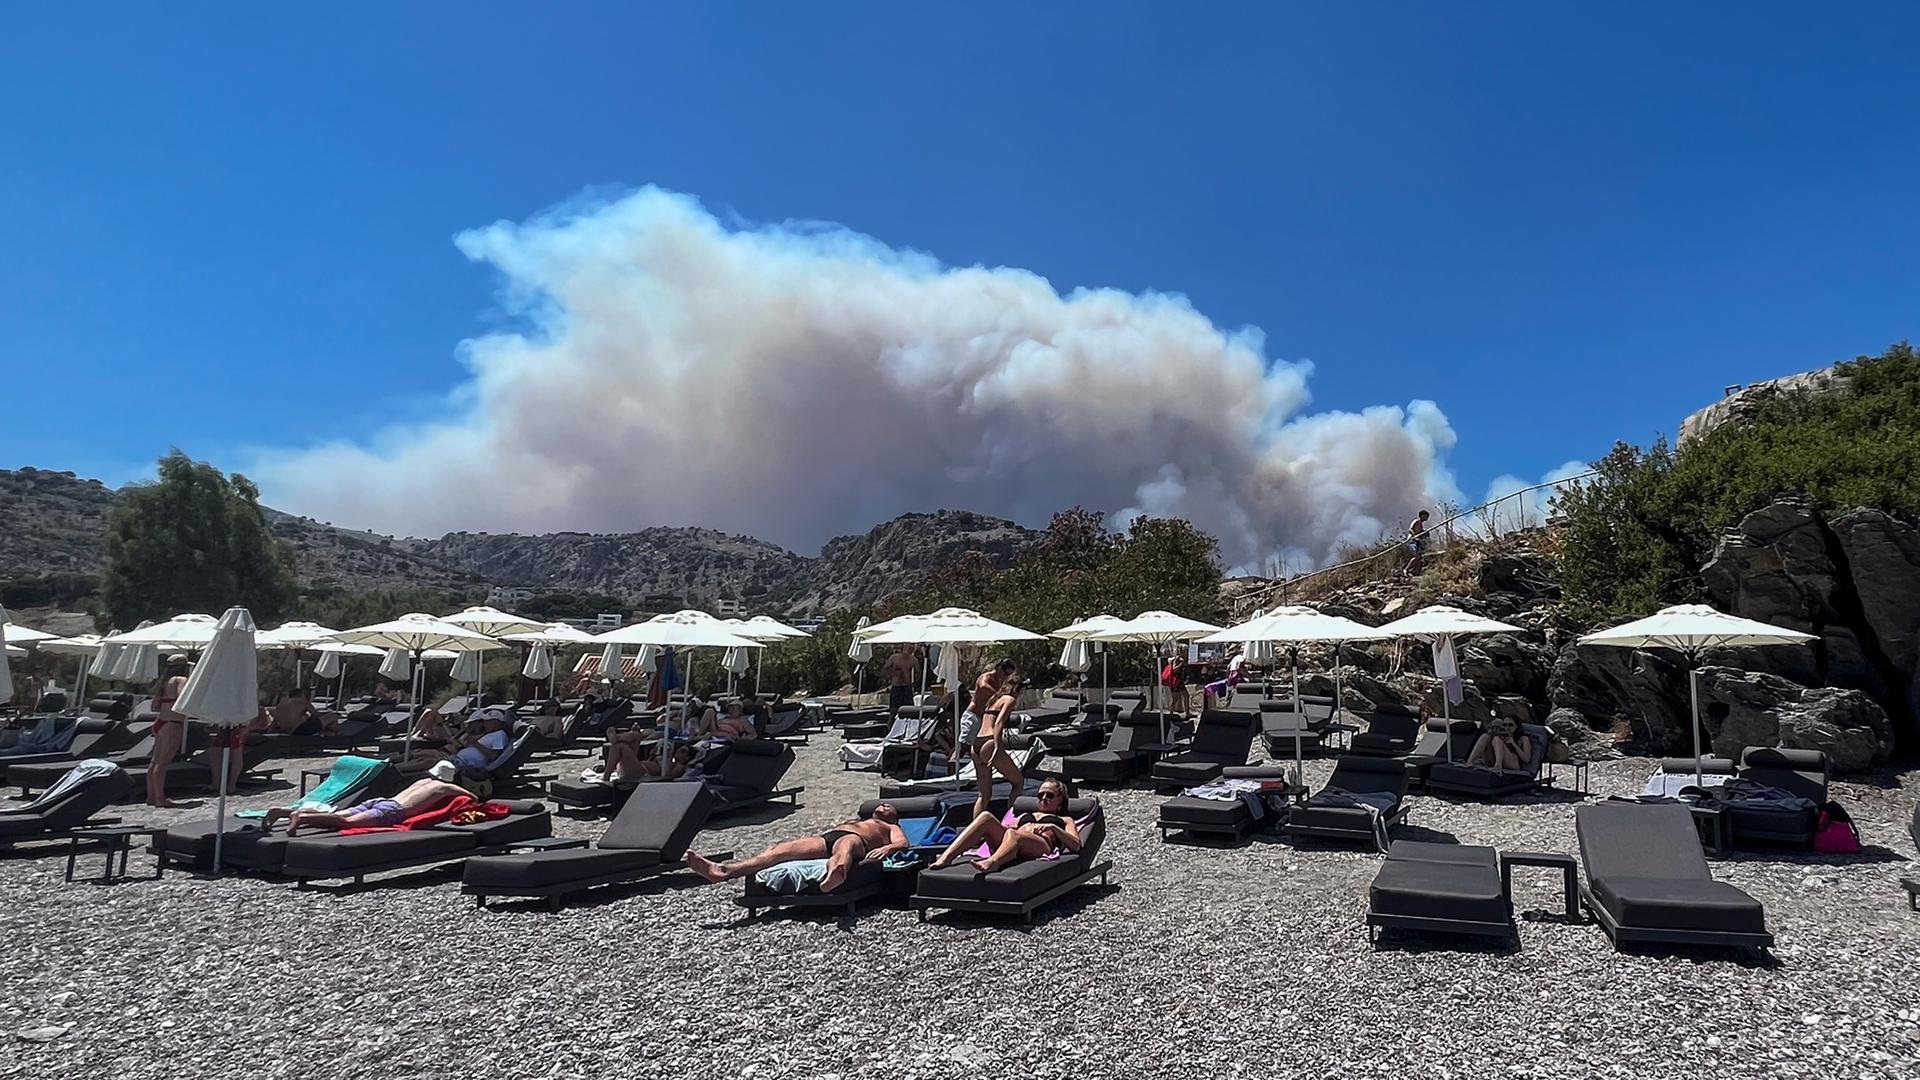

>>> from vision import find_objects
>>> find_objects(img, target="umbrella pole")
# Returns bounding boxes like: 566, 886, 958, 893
213, 741, 230, 875
402, 650, 422, 759
1291, 646, 1304, 784
1689, 653, 1703, 787
1442, 635, 1455, 764
1332, 640, 1343, 724
756, 648, 764, 701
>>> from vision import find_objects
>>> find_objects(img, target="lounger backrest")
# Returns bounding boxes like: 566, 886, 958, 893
1576, 802, 1710, 883
1325, 755, 1410, 800
1189, 709, 1256, 761
859, 794, 946, 820
1362, 709, 1420, 743
710, 739, 794, 793
486, 731, 537, 778
35, 764, 134, 830
1518, 724, 1551, 776
1739, 747, 1828, 803
1659, 755, 1735, 775
600, 782, 715, 856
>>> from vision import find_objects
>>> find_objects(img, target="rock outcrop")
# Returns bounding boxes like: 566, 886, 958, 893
1677, 366, 1842, 444
1696, 667, 1893, 771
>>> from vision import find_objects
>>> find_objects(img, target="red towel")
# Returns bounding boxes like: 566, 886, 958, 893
339, 795, 513, 835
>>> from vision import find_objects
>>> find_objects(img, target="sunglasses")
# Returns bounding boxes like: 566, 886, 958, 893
1038, 788, 1064, 800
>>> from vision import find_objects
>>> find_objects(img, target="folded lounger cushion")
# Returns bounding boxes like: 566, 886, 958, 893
1576, 801, 1771, 949
910, 796, 1111, 923
0, 761, 132, 843
462, 783, 715, 905
1367, 841, 1512, 943
1424, 724, 1551, 798
1257, 701, 1329, 758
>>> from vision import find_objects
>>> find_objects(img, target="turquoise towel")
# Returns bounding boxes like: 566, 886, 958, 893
236, 754, 384, 818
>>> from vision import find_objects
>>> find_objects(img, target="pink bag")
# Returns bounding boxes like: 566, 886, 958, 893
1811, 804, 1860, 854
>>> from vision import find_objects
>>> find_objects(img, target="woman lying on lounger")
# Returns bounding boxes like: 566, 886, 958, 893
689, 804, 907, 892
927, 778, 1081, 874
262, 773, 469, 834
599, 729, 693, 784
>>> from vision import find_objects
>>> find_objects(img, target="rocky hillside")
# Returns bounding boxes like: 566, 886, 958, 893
1258, 503, 1916, 775
0, 467, 1039, 614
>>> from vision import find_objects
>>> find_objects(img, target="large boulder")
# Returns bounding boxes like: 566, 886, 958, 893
1546, 706, 1622, 764
1695, 666, 1892, 772
1458, 633, 1554, 700
1829, 508, 1920, 720
1700, 498, 1895, 706
1546, 641, 1690, 752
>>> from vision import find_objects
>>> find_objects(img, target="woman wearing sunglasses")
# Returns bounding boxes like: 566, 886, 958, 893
927, 778, 1081, 874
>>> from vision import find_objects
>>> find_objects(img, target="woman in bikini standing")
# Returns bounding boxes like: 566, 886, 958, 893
148, 653, 192, 807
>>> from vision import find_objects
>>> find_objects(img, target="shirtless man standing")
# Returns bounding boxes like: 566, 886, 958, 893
689, 804, 908, 892
882, 646, 920, 713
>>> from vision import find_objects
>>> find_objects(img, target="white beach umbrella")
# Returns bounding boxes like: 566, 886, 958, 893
742, 615, 810, 639
723, 618, 792, 695
1376, 605, 1523, 762
173, 607, 259, 872
1580, 603, 1817, 785
1088, 610, 1225, 737
332, 613, 503, 752
865, 607, 1045, 776
502, 622, 599, 647
1, 619, 58, 645
593, 613, 763, 758
113, 640, 161, 683
89, 635, 125, 681
256, 621, 342, 690
1058, 637, 1091, 674
1205, 605, 1392, 779
0, 607, 13, 705
721, 643, 753, 694
111, 613, 222, 649
848, 616, 873, 702
441, 605, 546, 639
595, 641, 624, 684
312, 641, 384, 699
1053, 614, 1129, 697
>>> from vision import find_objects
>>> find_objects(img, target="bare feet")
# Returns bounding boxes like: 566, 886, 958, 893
969, 857, 998, 874
687, 852, 728, 883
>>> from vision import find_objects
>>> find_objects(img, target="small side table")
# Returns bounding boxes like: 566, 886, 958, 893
64, 826, 168, 884
1689, 804, 1731, 855
1901, 877, 1917, 912
1500, 850, 1580, 920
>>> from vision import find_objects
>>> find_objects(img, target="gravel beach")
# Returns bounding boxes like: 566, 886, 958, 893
3, 733, 1917, 1080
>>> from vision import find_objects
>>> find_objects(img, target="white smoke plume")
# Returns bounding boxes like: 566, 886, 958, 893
251, 188, 1463, 569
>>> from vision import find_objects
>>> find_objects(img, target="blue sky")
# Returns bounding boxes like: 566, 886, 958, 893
4, 4, 1917, 544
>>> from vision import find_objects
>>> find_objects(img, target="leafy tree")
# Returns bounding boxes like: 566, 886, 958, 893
1553, 343, 1920, 623
100, 452, 298, 629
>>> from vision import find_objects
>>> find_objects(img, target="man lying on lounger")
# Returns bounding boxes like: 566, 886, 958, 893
688, 804, 909, 892
261, 768, 469, 835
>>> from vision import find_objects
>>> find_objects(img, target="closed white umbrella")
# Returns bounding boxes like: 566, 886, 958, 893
451, 647, 484, 684
721, 644, 753, 695
378, 647, 412, 683
848, 616, 874, 702
865, 607, 1045, 776
1205, 605, 1391, 780
1376, 605, 1523, 763
1058, 637, 1091, 674
312, 648, 342, 681
1087, 611, 1225, 741
522, 644, 554, 682
89, 634, 126, 681
1580, 603, 1816, 786
113, 641, 160, 683
1053, 614, 1129, 699
173, 607, 259, 872
0, 607, 13, 705
596, 641, 624, 684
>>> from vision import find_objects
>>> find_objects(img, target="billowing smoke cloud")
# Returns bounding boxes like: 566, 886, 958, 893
251, 188, 1463, 569
1469, 460, 1593, 536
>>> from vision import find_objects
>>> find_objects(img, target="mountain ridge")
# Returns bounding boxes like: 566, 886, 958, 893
0, 467, 1042, 614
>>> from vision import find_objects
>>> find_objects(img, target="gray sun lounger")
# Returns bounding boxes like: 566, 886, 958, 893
1367, 841, 1514, 945
1577, 801, 1772, 953
0, 762, 132, 851
463, 783, 716, 910
909, 795, 1112, 924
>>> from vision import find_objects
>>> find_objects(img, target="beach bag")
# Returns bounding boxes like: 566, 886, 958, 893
1812, 802, 1860, 854
1160, 663, 1180, 689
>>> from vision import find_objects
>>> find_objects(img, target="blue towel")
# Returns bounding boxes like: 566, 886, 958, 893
898, 816, 940, 846
754, 858, 830, 894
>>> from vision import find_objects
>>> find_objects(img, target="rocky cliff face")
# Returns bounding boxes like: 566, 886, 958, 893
1677, 366, 1842, 443
799, 510, 1043, 611
1, 467, 1038, 615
